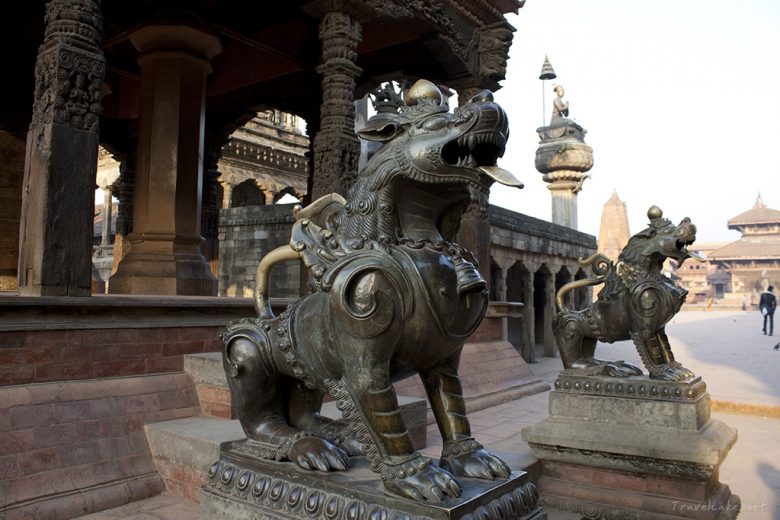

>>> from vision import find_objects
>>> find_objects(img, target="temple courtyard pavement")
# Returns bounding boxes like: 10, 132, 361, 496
77, 310, 780, 519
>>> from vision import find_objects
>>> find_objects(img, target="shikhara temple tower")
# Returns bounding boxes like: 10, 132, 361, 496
597, 191, 630, 264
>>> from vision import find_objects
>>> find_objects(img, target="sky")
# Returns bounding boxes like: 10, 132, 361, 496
489, 0, 780, 244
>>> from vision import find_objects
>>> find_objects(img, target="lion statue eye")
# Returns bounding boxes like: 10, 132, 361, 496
422, 116, 447, 131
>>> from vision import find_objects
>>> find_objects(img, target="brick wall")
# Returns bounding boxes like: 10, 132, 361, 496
0, 295, 279, 388
0, 327, 222, 387
0, 131, 24, 292
218, 204, 301, 298
0, 373, 200, 519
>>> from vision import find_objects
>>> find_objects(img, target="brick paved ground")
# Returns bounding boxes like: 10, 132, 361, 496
75, 310, 780, 519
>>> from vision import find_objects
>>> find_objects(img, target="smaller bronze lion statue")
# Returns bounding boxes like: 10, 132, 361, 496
554, 206, 704, 381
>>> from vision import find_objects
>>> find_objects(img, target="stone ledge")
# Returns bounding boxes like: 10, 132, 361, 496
0, 295, 294, 331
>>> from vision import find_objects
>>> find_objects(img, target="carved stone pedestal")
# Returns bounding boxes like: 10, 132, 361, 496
201, 440, 545, 520
522, 374, 740, 519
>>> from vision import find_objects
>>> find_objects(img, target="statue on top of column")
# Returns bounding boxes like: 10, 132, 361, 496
551, 84, 569, 124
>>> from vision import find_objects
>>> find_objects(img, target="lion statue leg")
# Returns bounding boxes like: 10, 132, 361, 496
420, 354, 511, 482
330, 357, 463, 502
223, 332, 350, 472
287, 384, 362, 456
630, 329, 694, 381
656, 329, 696, 381
555, 312, 642, 377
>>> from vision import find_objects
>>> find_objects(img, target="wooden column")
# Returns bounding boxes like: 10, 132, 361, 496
310, 11, 362, 199
109, 25, 221, 295
17, 0, 105, 296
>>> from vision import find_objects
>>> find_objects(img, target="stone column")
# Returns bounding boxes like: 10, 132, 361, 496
220, 181, 234, 209
100, 186, 112, 247
17, 0, 105, 296
310, 11, 362, 199
535, 122, 593, 230
544, 264, 557, 357
521, 263, 535, 363
494, 261, 510, 341
109, 25, 221, 295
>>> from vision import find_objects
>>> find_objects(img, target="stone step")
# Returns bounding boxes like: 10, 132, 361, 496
145, 417, 245, 503
183, 352, 427, 444
145, 399, 427, 503
183, 353, 232, 419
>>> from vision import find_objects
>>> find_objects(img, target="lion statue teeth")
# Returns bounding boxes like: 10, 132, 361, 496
554, 205, 704, 382
220, 80, 523, 502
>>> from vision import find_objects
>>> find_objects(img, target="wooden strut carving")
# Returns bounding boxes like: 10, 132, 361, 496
220, 79, 525, 502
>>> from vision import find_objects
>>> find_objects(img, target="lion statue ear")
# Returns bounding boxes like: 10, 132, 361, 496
357, 119, 401, 143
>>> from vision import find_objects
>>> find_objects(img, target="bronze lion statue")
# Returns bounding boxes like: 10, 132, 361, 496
220, 80, 523, 501
554, 206, 703, 381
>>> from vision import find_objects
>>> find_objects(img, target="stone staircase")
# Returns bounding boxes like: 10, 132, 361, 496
144, 352, 428, 503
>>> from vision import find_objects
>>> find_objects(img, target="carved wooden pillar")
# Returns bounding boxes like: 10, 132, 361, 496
18, 0, 105, 296
310, 11, 362, 200
109, 25, 221, 295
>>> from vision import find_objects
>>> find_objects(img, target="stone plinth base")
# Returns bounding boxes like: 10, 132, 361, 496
522, 374, 740, 519
201, 442, 545, 520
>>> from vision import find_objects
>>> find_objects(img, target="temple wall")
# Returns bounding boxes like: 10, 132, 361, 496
217, 204, 301, 298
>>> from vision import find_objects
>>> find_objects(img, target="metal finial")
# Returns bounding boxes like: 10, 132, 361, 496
539, 55, 557, 80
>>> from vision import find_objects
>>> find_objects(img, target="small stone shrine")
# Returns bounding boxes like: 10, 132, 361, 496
523, 207, 740, 519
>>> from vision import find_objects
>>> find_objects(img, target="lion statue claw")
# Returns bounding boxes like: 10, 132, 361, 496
220, 80, 523, 501
554, 206, 703, 381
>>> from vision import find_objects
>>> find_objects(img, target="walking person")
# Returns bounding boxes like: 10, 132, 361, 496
760, 285, 776, 336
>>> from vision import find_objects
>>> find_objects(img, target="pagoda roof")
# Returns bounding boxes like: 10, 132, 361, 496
728, 194, 780, 228
709, 235, 780, 261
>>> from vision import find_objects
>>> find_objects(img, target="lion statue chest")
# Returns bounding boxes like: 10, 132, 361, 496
286, 238, 488, 385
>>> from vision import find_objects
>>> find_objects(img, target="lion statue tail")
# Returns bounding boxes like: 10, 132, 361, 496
555, 253, 613, 313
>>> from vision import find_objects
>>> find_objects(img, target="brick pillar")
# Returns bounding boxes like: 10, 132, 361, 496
17, 0, 105, 296
310, 11, 362, 199
109, 25, 221, 295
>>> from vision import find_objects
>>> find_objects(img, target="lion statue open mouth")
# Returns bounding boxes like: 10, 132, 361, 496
219, 80, 523, 502
554, 206, 704, 381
